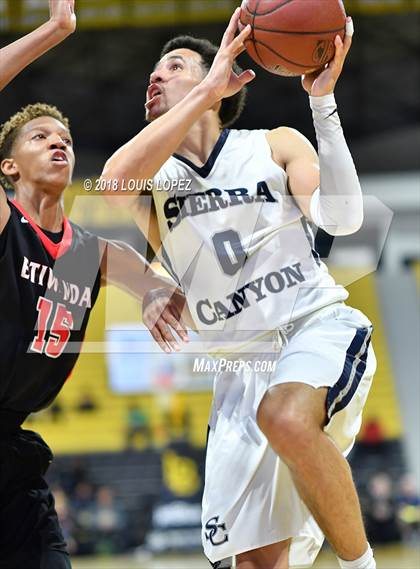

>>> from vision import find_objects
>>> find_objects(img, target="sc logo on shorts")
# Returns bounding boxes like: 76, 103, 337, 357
205, 516, 229, 546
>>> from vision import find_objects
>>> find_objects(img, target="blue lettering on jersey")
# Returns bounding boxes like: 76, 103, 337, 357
164, 181, 277, 230
196, 262, 305, 325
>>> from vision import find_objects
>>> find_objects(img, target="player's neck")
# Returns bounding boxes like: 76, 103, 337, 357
14, 185, 65, 232
176, 115, 222, 166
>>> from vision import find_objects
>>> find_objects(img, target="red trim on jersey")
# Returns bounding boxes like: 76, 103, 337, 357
11, 199, 73, 260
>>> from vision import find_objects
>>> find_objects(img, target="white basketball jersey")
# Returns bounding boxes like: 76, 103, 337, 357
153, 128, 348, 355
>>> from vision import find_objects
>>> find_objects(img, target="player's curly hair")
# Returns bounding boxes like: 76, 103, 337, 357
0, 103, 70, 190
160, 36, 247, 128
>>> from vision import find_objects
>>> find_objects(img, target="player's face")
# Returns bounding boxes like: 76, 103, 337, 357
5, 116, 75, 193
145, 49, 206, 121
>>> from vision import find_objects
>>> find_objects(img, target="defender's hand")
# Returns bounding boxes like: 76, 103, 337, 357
302, 16, 353, 97
143, 288, 189, 353
203, 8, 255, 103
49, 0, 76, 36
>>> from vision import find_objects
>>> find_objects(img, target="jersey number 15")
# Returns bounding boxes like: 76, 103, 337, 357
31, 297, 74, 359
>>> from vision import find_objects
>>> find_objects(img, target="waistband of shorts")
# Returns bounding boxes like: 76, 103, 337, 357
0, 409, 28, 434
210, 301, 346, 359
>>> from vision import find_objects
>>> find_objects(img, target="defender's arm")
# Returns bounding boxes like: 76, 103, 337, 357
0, 0, 76, 92
0, 1, 76, 233
98, 238, 189, 352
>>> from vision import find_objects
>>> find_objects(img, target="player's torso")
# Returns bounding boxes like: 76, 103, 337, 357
153, 128, 347, 354
0, 200, 101, 412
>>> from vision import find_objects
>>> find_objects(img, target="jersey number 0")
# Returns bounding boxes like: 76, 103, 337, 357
212, 229, 247, 276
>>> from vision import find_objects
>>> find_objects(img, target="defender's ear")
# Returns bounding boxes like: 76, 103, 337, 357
1, 158, 19, 177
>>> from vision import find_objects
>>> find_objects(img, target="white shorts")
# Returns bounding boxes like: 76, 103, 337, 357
202, 302, 376, 568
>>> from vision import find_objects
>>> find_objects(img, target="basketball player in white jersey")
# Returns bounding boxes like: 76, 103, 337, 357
102, 9, 377, 569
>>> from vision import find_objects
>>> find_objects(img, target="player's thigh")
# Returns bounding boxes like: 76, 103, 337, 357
236, 539, 291, 569
0, 431, 68, 564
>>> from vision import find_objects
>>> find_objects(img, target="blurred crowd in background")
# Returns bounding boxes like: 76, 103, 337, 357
38, 406, 420, 557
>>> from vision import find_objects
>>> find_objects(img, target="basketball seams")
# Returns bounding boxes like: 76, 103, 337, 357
253, 38, 320, 69
249, 24, 346, 36
239, 3, 265, 69
243, 3, 254, 17
253, 0, 295, 16
250, 0, 266, 68
241, 0, 345, 75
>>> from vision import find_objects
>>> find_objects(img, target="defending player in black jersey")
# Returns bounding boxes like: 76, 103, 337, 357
0, 3, 187, 568
0, 103, 188, 569
0, 108, 188, 569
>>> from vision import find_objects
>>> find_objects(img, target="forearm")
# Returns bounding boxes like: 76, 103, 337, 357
113, 269, 176, 302
101, 84, 215, 187
0, 21, 71, 91
310, 94, 363, 236
102, 240, 176, 301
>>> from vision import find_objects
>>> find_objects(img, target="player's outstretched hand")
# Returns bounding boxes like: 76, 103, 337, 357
142, 287, 189, 353
49, 0, 76, 36
203, 7, 256, 102
302, 16, 353, 97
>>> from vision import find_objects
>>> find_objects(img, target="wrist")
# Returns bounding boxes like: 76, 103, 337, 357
193, 81, 220, 109
309, 93, 337, 110
46, 17, 75, 39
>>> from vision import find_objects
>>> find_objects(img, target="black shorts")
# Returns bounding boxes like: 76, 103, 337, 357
0, 429, 71, 569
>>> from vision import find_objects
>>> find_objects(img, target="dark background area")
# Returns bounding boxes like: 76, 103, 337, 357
1, 10, 419, 179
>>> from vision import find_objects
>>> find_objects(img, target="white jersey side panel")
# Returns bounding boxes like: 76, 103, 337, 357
153, 129, 348, 354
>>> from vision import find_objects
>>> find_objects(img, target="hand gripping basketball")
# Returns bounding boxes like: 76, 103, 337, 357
302, 17, 354, 97
203, 8, 256, 103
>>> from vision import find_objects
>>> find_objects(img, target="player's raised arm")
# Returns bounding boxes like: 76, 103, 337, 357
0, 0, 76, 92
0, 2, 76, 235
268, 17, 363, 237
100, 8, 254, 197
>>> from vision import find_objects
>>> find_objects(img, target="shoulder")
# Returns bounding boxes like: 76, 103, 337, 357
224, 128, 272, 159
228, 128, 269, 143
266, 127, 317, 166
266, 126, 309, 148
68, 220, 99, 250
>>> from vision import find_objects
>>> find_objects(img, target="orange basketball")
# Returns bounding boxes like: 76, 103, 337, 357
239, 0, 347, 76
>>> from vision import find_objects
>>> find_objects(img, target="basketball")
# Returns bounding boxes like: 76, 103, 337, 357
239, 0, 347, 76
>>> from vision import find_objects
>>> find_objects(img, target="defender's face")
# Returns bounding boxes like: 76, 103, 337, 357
2, 116, 75, 193
145, 48, 206, 121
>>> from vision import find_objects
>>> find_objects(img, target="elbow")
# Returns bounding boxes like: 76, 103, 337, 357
311, 190, 364, 236
100, 159, 130, 207
324, 211, 364, 236
100, 152, 150, 207
101, 158, 124, 187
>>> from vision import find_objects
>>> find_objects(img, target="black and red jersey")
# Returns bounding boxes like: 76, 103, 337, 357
0, 200, 101, 421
